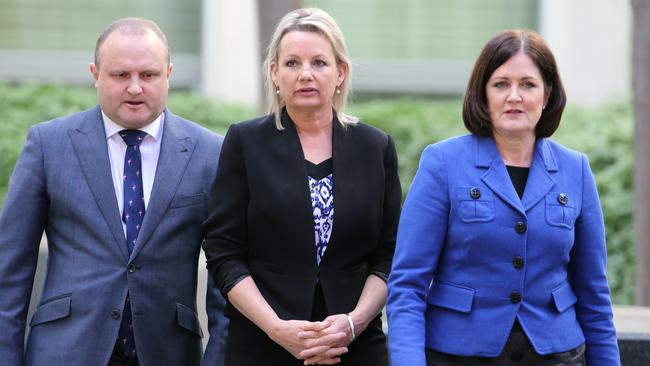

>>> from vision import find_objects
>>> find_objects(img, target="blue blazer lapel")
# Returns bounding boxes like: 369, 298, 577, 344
68, 106, 129, 261
477, 136, 558, 215
476, 135, 526, 215
521, 138, 557, 211
131, 110, 196, 259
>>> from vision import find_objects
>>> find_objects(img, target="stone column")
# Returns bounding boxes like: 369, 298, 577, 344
201, 0, 261, 109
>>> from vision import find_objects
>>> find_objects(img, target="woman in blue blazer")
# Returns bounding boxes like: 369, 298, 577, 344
387, 30, 620, 365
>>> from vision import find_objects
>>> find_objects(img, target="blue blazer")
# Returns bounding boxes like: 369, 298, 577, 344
0, 106, 227, 366
387, 134, 620, 366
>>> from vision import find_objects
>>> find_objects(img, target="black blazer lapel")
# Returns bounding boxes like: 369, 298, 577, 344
325, 119, 351, 260
278, 114, 319, 264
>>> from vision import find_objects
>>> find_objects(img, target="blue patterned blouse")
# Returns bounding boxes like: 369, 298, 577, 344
306, 158, 334, 266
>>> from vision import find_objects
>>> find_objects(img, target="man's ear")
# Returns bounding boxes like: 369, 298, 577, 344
166, 62, 174, 79
89, 63, 100, 87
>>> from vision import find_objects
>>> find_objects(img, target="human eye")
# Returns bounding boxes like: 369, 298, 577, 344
313, 59, 328, 67
141, 71, 158, 80
521, 80, 537, 89
110, 71, 128, 79
492, 81, 507, 88
284, 59, 297, 67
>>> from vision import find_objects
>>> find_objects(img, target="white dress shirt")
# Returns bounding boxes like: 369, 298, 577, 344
103, 111, 164, 237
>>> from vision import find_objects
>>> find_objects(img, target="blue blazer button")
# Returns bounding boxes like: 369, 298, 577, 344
470, 187, 481, 199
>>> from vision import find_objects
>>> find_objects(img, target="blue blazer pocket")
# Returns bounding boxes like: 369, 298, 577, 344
30, 294, 71, 326
176, 302, 204, 337
170, 193, 207, 209
455, 187, 495, 223
551, 282, 578, 312
426, 282, 475, 313
545, 192, 577, 229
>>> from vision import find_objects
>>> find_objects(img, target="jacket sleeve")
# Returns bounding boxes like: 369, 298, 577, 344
368, 134, 402, 278
0, 126, 48, 365
201, 132, 228, 365
387, 144, 450, 366
203, 123, 252, 296
569, 154, 621, 365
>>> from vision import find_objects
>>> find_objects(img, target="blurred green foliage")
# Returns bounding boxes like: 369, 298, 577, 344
0, 84, 634, 304
0, 83, 253, 208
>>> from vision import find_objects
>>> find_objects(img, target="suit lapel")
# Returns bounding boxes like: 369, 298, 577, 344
521, 138, 557, 211
131, 110, 196, 260
325, 118, 349, 261
477, 135, 558, 215
281, 113, 320, 264
68, 106, 129, 261
476, 135, 526, 215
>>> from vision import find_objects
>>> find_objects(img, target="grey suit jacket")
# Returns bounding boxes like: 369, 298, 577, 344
0, 106, 225, 366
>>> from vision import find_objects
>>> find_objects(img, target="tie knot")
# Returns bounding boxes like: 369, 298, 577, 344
119, 130, 147, 147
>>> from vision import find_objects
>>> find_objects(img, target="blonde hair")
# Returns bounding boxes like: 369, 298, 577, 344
262, 8, 358, 130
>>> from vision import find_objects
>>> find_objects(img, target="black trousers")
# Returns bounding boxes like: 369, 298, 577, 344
425, 321, 585, 366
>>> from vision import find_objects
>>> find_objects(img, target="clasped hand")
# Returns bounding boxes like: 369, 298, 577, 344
270, 314, 354, 365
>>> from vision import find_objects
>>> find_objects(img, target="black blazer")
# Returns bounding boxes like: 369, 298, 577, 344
203, 111, 401, 321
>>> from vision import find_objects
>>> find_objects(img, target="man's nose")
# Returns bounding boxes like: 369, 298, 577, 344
127, 77, 143, 94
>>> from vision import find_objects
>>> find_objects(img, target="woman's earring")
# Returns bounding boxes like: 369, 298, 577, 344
276, 86, 280, 95
542, 104, 546, 110
336, 86, 341, 95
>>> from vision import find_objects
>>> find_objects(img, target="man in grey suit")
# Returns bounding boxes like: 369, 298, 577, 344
0, 18, 227, 365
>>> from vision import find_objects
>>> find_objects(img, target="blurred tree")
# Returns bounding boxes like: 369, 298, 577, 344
632, 0, 650, 306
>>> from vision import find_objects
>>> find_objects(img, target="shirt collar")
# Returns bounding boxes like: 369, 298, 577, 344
102, 111, 164, 141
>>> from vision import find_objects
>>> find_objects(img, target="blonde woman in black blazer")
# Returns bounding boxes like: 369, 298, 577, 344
202, 8, 401, 366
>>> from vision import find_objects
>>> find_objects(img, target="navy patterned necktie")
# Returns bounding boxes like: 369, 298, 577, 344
120, 129, 147, 254
117, 129, 147, 359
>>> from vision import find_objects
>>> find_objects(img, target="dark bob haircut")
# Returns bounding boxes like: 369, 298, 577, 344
462, 29, 566, 137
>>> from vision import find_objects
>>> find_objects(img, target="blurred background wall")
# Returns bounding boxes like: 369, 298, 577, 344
0, 0, 631, 108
